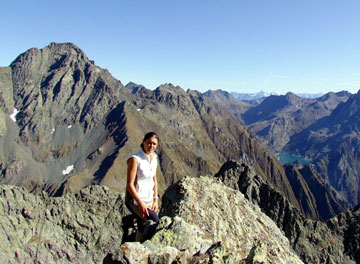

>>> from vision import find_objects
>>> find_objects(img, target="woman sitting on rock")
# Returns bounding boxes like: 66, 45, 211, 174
125, 132, 160, 242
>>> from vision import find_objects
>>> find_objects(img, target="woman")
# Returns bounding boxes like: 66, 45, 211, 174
125, 132, 160, 242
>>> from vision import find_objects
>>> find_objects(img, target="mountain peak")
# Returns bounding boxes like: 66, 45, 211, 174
203, 89, 231, 99
126, 82, 146, 94
284, 92, 302, 104
48, 41, 80, 49
11, 42, 92, 70
155, 83, 186, 96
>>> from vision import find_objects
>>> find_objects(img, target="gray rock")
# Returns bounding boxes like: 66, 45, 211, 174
158, 176, 304, 264
0, 184, 125, 263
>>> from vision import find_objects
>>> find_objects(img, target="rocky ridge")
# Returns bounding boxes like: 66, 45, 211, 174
215, 160, 359, 263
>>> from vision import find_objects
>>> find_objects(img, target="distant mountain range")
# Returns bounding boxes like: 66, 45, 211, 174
231, 90, 324, 101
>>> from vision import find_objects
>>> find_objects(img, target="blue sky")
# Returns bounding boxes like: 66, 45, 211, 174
1, 0, 360, 94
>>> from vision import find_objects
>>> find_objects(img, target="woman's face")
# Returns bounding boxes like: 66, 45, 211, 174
143, 136, 158, 154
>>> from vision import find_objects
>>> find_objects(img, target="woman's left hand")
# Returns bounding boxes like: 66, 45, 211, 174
152, 199, 159, 213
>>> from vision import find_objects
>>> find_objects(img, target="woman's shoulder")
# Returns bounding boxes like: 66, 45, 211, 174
128, 150, 158, 163
127, 150, 142, 162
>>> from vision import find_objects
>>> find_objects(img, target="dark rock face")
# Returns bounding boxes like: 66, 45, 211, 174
215, 158, 347, 221
214, 160, 359, 263
328, 204, 360, 262
10, 42, 127, 133
296, 164, 348, 220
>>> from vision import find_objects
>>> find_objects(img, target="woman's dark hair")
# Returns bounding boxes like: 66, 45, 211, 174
140, 132, 160, 150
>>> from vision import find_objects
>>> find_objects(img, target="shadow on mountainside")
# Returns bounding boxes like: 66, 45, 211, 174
93, 102, 128, 184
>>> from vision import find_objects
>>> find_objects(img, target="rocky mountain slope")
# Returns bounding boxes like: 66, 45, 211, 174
284, 91, 360, 206
0, 184, 125, 263
202, 89, 252, 120
284, 163, 348, 220
242, 91, 351, 152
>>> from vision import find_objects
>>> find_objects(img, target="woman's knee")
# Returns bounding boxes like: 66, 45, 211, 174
147, 209, 159, 223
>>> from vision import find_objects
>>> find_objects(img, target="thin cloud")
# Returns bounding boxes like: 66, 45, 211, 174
301, 77, 340, 82
262, 72, 288, 90
262, 72, 273, 90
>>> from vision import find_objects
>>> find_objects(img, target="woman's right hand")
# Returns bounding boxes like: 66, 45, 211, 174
139, 201, 149, 219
